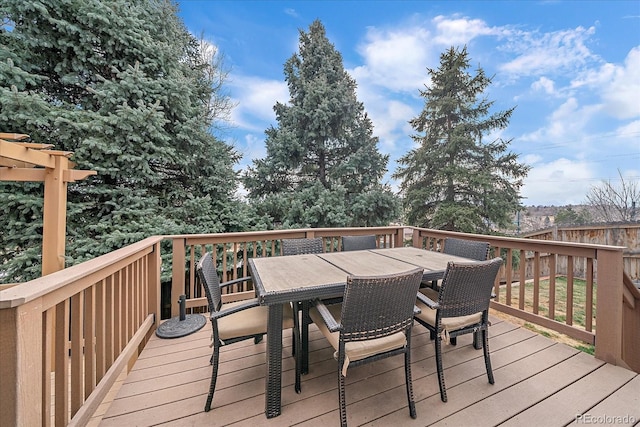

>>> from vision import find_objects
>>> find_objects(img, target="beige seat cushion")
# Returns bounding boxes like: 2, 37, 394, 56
216, 301, 294, 341
415, 296, 482, 332
309, 303, 407, 376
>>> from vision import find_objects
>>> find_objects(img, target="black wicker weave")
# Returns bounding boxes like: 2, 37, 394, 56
196, 252, 300, 412
282, 237, 324, 255
281, 238, 325, 375
443, 237, 490, 260
415, 257, 503, 402
341, 235, 377, 251
309, 268, 424, 427
428, 237, 490, 291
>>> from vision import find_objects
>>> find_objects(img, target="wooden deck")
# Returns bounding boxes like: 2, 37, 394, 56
98, 315, 640, 427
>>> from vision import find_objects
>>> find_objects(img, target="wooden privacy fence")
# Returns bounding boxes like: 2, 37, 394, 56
523, 223, 640, 281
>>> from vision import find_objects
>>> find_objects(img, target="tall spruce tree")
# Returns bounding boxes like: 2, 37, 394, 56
243, 20, 399, 228
394, 46, 529, 233
0, 0, 244, 282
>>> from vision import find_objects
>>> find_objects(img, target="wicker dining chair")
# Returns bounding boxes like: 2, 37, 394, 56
282, 237, 324, 256
414, 257, 503, 402
341, 234, 377, 251
196, 252, 300, 412
443, 237, 491, 260
428, 237, 490, 288
281, 237, 325, 374
309, 268, 424, 427
424, 237, 492, 345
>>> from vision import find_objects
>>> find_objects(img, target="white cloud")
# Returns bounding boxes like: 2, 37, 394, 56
237, 133, 267, 166
522, 158, 595, 205
353, 25, 433, 92
520, 97, 600, 144
600, 46, 640, 120
228, 76, 288, 131
432, 15, 502, 45
352, 15, 505, 93
356, 85, 415, 149
499, 26, 597, 77
531, 76, 556, 95
569, 46, 640, 120
617, 120, 640, 139
284, 8, 298, 18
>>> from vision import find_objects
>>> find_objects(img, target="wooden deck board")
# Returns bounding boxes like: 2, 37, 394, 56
503, 363, 638, 426
99, 315, 639, 427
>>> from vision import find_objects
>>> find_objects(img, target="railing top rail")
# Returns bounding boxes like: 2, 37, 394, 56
522, 222, 640, 235
167, 226, 404, 242
0, 236, 163, 309
414, 227, 626, 253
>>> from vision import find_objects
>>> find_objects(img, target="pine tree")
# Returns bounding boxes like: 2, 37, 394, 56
0, 0, 244, 282
394, 46, 529, 233
243, 20, 399, 228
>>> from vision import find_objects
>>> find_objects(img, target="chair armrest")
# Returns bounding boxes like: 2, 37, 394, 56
416, 291, 439, 309
221, 290, 255, 304
211, 298, 260, 320
219, 276, 252, 290
312, 299, 342, 332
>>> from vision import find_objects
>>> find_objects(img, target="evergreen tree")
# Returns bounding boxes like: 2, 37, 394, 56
0, 0, 244, 282
555, 206, 591, 226
394, 46, 529, 233
243, 20, 399, 228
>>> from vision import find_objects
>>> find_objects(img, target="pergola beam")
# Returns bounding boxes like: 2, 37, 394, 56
0, 138, 57, 168
0, 135, 96, 276
0, 167, 96, 182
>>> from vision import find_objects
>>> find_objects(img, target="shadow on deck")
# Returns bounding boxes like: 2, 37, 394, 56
98, 315, 640, 426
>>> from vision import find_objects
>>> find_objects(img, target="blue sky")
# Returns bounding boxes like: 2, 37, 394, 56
177, 0, 640, 207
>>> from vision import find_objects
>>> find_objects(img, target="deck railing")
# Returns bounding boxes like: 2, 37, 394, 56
0, 226, 638, 426
412, 227, 638, 371
0, 237, 162, 427
167, 226, 404, 317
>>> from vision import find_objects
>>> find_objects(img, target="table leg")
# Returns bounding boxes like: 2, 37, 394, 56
265, 303, 283, 418
301, 300, 310, 374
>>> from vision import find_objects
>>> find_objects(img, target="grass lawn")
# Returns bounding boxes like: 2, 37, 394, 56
493, 276, 596, 355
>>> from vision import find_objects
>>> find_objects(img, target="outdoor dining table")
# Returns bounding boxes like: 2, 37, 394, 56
247, 246, 476, 418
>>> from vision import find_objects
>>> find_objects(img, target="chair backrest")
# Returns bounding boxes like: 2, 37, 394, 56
197, 252, 222, 313
437, 257, 503, 319
341, 235, 377, 251
443, 237, 490, 261
282, 237, 324, 256
339, 268, 424, 342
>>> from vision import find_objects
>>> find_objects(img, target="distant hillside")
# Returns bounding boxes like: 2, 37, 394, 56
510, 205, 604, 234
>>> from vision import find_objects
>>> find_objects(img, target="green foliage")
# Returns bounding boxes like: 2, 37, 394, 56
574, 344, 595, 355
0, 0, 246, 282
243, 20, 400, 228
555, 206, 591, 226
394, 46, 529, 233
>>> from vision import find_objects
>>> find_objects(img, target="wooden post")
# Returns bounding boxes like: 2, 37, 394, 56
412, 228, 421, 248
171, 239, 186, 318
393, 226, 403, 248
148, 242, 162, 331
1, 135, 96, 277
594, 247, 625, 366
42, 155, 69, 275
0, 301, 44, 427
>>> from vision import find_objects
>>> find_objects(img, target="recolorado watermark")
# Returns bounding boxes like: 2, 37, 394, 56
575, 414, 637, 424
